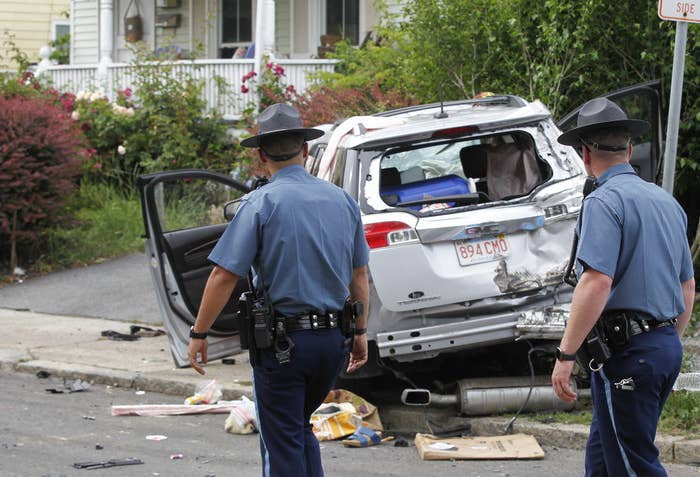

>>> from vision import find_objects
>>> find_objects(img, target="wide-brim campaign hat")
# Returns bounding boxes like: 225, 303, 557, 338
240, 103, 325, 148
557, 97, 650, 147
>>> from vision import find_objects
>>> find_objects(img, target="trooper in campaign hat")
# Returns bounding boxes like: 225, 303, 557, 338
557, 97, 649, 151
552, 96, 695, 477
186, 103, 371, 477
240, 103, 325, 160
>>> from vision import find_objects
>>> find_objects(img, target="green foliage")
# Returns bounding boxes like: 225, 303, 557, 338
659, 390, 700, 434
72, 45, 244, 192
49, 33, 70, 65
38, 182, 144, 269
0, 31, 31, 72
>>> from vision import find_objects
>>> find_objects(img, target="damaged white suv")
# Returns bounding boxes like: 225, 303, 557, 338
138, 81, 663, 378
305, 81, 663, 378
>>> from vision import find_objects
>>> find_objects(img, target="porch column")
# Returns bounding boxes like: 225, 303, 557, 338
99, 0, 115, 65
262, 0, 276, 55
254, 0, 276, 111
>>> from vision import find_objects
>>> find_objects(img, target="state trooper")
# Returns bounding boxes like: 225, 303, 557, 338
552, 97, 695, 476
186, 103, 371, 476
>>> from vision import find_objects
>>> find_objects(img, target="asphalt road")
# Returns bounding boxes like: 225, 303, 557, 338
0, 371, 632, 477
0, 253, 161, 324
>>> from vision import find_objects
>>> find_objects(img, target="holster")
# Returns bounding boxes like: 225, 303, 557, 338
575, 310, 631, 371
341, 301, 365, 338
237, 291, 274, 367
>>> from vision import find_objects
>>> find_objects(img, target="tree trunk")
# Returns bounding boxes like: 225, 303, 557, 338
9, 210, 17, 272
692, 220, 700, 265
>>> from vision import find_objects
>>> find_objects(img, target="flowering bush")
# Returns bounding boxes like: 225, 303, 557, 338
66, 47, 243, 192
0, 94, 85, 270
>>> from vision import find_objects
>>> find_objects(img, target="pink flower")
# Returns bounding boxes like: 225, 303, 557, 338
241, 85, 249, 93
285, 85, 296, 93
92, 162, 102, 172
123, 88, 133, 98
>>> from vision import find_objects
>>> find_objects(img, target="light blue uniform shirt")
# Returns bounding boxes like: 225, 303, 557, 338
575, 163, 694, 320
209, 164, 370, 315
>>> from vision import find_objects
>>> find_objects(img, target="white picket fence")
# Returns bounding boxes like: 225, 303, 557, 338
38, 58, 339, 120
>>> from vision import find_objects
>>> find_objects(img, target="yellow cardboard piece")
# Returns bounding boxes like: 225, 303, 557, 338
414, 433, 545, 460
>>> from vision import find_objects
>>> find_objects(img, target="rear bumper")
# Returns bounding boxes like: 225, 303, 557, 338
375, 305, 569, 362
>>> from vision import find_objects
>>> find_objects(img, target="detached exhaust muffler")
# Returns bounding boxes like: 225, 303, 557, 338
401, 376, 585, 415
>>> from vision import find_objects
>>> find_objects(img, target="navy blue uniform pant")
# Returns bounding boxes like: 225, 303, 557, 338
252, 327, 346, 477
584, 326, 682, 477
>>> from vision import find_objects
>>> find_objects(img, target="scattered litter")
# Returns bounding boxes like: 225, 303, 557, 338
340, 425, 394, 447
95, 444, 103, 450
100, 330, 139, 341
185, 379, 222, 405
414, 433, 545, 460
311, 403, 362, 441
224, 396, 257, 434
83, 416, 96, 421
169, 453, 184, 460
135, 390, 146, 395
36, 370, 51, 379
72, 458, 144, 470
112, 402, 244, 417
221, 358, 236, 365
45, 379, 91, 394
145, 435, 167, 441
129, 325, 165, 337
428, 442, 458, 451
311, 389, 383, 442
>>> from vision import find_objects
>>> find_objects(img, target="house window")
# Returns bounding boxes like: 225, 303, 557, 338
51, 20, 71, 64
326, 0, 359, 45
221, 0, 253, 54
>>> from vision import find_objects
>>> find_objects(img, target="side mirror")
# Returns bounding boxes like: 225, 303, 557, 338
224, 198, 243, 221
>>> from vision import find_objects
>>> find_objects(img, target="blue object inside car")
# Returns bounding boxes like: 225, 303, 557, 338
380, 173, 471, 210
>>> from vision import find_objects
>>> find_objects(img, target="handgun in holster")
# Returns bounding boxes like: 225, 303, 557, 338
237, 291, 273, 367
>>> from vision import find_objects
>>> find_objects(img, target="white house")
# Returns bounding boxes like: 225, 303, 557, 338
71, 0, 401, 64
38, 0, 403, 118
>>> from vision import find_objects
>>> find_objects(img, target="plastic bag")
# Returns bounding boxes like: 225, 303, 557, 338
310, 402, 363, 441
224, 396, 258, 434
185, 379, 222, 405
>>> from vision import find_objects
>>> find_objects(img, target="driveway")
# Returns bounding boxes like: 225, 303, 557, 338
0, 253, 161, 324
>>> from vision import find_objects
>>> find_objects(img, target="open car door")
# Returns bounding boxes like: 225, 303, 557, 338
138, 170, 250, 367
558, 80, 664, 184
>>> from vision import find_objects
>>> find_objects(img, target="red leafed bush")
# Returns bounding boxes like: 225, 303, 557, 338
0, 95, 85, 269
293, 84, 414, 125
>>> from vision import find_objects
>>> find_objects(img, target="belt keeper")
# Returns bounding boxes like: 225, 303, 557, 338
310, 313, 319, 329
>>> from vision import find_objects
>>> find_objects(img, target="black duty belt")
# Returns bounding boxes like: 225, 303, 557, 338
276, 311, 343, 332
629, 317, 677, 336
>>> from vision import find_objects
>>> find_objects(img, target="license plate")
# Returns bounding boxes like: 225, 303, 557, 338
454, 235, 510, 266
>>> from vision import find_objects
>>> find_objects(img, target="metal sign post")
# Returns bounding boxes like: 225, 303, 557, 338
658, 1, 698, 194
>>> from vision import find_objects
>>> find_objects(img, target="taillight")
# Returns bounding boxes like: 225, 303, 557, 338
364, 221, 418, 249
430, 125, 479, 139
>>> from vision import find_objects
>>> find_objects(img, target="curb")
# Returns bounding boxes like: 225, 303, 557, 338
379, 405, 700, 465
1, 358, 251, 402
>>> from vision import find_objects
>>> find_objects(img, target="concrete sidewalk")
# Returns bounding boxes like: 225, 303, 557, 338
1, 308, 698, 465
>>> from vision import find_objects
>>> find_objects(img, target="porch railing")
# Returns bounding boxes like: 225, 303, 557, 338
39, 58, 339, 120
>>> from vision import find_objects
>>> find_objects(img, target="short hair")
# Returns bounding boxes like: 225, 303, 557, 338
581, 127, 631, 158
259, 133, 305, 160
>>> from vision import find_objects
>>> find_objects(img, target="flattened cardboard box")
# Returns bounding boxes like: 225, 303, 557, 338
414, 433, 545, 460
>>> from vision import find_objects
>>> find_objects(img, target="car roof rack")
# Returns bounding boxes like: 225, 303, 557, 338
374, 95, 528, 118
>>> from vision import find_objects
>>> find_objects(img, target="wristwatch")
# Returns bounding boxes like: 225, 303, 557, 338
354, 327, 367, 336
189, 326, 208, 339
555, 346, 576, 362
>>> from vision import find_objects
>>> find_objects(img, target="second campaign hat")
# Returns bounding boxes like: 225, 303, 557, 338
240, 103, 325, 148
557, 97, 650, 148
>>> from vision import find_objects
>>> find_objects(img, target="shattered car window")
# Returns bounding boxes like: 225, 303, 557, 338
378, 132, 552, 211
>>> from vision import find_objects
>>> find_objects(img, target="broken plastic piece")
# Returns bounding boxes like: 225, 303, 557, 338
72, 458, 143, 469
101, 330, 139, 341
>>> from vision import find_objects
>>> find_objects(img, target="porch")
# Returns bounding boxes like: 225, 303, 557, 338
39, 58, 338, 120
